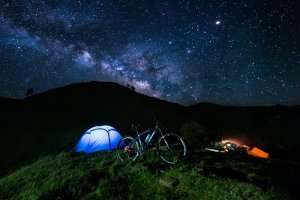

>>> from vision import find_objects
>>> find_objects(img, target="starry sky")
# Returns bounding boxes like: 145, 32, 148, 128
0, 0, 299, 105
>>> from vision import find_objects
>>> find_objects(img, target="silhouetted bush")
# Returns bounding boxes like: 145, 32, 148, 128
180, 121, 210, 149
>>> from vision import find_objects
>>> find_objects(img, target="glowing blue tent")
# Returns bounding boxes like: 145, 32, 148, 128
76, 125, 122, 153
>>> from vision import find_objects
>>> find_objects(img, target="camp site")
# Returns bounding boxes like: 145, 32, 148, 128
0, 82, 299, 199
1, 0, 300, 199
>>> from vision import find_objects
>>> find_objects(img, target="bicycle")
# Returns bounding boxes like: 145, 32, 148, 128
116, 121, 187, 164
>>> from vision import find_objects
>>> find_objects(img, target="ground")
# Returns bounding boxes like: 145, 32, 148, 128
0, 152, 292, 200
0, 82, 299, 199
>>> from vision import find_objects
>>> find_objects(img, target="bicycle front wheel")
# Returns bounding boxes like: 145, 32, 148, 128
157, 133, 187, 164
116, 136, 139, 162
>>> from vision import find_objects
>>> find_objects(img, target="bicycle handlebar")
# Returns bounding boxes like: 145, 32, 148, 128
131, 124, 137, 131
155, 120, 159, 128
131, 123, 142, 132
131, 120, 159, 132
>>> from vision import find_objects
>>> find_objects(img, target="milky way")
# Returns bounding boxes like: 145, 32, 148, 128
0, 0, 299, 105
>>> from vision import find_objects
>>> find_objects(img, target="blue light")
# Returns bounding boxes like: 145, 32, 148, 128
76, 125, 122, 153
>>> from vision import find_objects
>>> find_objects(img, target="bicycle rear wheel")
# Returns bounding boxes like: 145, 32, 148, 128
157, 133, 187, 164
116, 137, 139, 162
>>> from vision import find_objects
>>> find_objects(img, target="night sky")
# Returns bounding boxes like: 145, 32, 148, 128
0, 0, 299, 105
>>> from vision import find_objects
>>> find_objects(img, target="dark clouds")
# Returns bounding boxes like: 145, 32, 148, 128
0, 0, 299, 105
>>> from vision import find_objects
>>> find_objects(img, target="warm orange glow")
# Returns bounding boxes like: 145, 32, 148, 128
220, 139, 241, 146
220, 138, 269, 159
247, 147, 269, 159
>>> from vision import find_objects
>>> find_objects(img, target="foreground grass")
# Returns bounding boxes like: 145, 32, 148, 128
0, 152, 289, 200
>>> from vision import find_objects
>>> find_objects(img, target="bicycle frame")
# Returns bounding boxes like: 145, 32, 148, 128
118, 123, 187, 164
134, 126, 165, 153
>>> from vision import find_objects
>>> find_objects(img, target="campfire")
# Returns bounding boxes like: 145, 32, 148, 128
205, 139, 269, 159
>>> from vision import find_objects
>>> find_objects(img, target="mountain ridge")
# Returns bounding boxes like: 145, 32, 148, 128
1, 81, 299, 109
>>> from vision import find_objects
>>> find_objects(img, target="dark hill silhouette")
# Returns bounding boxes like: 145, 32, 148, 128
0, 81, 300, 176
24, 81, 183, 112
20, 81, 187, 132
0, 97, 22, 111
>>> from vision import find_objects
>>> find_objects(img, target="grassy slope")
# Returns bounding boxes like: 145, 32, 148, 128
0, 152, 289, 200
0, 82, 186, 176
1, 82, 300, 177
0, 82, 299, 199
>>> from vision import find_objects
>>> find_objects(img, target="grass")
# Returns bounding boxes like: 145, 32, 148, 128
0, 83, 299, 199
0, 152, 290, 200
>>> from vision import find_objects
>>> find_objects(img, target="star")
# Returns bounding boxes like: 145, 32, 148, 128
186, 48, 192, 54
74, 50, 96, 68
0, 1, 298, 106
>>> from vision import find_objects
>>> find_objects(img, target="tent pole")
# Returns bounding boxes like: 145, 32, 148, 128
108, 130, 112, 150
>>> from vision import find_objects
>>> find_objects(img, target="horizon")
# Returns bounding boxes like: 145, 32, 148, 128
1, 80, 299, 107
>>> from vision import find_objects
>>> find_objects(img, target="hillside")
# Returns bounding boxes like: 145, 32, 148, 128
0, 82, 186, 176
0, 152, 289, 200
1, 81, 300, 176
0, 81, 300, 198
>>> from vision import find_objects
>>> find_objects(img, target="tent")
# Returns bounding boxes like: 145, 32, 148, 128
76, 125, 122, 153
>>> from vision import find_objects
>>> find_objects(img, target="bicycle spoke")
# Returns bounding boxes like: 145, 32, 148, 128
158, 133, 186, 164
117, 137, 139, 162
